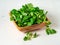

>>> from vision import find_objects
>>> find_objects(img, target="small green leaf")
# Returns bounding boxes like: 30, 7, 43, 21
45, 21, 51, 26
51, 29, 56, 34
23, 36, 31, 41
10, 9, 18, 14
10, 16, 14, 21
27, 3, 33, 9
23, 32, 39, 41
23, 36, 28, 41
23, 32, 33, 41
45, 11, 48, 15
46, 29, 50, 35
33, 33, 38, 38
26, 32, 33, 36
46, 26, 56, 35
27, 22, 32, 26
36, 19, 42, 24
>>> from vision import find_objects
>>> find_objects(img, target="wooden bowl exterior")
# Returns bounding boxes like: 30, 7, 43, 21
13, 21, 47, 32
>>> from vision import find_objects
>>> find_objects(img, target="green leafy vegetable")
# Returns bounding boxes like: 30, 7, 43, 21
10, 3, 48, 27
24, 36, 28, 41
23, 32, 33, 41
33, 32, 38, 38
46, 26, 56, 35
23, 32, 38, 41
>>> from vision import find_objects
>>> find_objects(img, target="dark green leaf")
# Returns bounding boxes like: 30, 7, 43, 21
46, 29, 50, 35
33, 33, 38, 38
51, 29, 56, 34
46, 26, 56, 35
23, 36, 31, 41
23, 36, 28, 41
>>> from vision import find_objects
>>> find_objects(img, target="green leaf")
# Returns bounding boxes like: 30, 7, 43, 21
23, 32, 39, 41
10, 16, 14, 21
36, 19, 42, 24
45, 21, 51, 26
24, 36, 31, 41
22, 16, 29, 23
10, 9, 18, 14
51, 29, 56, 34
30, 12, 34, 16
27, 3, 33, 9
45, 11, 48, 15
23, 32, 33, 41
46, 26, 56, 35
46, 29, 50, 35
26, 32, 33, 36
33, 33, 38, 38
23, 36, 28, 41
27, 22, 32, 26
35, 7, 40, 11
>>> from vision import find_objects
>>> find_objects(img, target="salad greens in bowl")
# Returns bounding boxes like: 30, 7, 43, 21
10, 3, 49, 27
10, 3, 56, 34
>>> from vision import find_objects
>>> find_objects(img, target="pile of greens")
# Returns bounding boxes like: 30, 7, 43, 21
10, 3, 48, 27
10, 3, 57, 41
